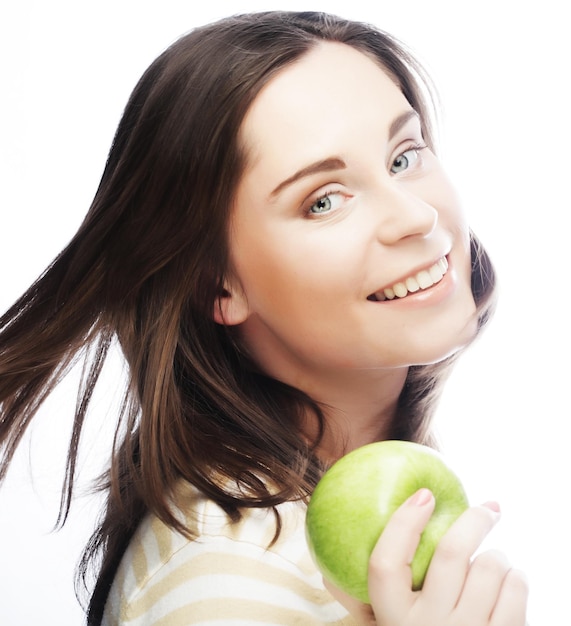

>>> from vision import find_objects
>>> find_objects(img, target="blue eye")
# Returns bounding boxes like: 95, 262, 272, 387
391, 147, 422, 174
308, 192, 344, 215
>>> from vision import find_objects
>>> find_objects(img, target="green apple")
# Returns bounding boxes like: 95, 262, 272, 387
305, 440, 468, 603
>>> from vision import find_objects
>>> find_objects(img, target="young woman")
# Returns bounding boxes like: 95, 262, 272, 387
0, 11, 528, 626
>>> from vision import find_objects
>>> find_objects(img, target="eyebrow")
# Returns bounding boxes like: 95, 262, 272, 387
270, 109, 420, 198
389, 109, 420, 141
270, 157, 346, 198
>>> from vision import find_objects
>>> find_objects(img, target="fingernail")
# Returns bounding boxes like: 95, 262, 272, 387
482, 500, 501, 517
408, 488, 433, 506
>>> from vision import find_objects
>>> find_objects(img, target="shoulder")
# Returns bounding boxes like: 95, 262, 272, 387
103, 483, 355, 626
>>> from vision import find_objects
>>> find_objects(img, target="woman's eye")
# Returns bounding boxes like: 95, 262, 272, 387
308, 192, 344, 215
390, 148, 421, 174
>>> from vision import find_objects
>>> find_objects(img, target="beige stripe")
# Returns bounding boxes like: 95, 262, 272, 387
129, 533, 149, 589
150, 515, 174, 564
221, 509, 283, 548
152, 598, 353, 626
175, 486, 288, 547
124, 549, 330, 620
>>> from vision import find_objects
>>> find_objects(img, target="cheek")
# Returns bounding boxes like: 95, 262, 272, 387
431, 170, 469, 233
230, 238, 306, 323
231, 220, 363, 313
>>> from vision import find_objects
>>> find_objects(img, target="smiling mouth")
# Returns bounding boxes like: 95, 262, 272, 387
367, 257, 449, 302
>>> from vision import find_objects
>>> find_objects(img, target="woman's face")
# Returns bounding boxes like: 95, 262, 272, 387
223, 42, 476, 392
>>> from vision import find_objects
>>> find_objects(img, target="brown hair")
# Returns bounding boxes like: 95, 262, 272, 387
0, 11, 496, 623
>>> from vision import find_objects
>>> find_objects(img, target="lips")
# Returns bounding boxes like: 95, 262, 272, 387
367, 257, 449, 301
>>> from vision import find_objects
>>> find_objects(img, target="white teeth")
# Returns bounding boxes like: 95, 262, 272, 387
370, 256, 449, 301
416, 270, 433, 289
405, 276, 420, 293
428, 263, 443, 283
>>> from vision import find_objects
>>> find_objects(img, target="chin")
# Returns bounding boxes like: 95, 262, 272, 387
392, 302, 479, 367
417, 315, 479, 366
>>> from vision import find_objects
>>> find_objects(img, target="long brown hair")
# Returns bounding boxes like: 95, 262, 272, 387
0, 11, 496, 624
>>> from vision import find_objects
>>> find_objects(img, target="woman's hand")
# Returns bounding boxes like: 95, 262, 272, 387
326, 488, 529, 626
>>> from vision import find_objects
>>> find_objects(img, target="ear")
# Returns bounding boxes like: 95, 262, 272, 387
213, 279, 250, 326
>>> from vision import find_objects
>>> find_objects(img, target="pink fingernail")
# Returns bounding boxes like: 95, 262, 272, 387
409, 488, 433, 506
482, 500, 501, 514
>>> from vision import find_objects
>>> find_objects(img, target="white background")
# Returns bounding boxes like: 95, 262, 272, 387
0, 1, 568, 624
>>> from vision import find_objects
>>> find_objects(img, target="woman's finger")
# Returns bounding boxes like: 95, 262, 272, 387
367, 488, 435, 625
412, 501, 500, 618
490, 568, 529, 626
453, 549, 512, 622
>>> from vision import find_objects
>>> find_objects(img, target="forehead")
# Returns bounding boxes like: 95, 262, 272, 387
238, 42, 413, 173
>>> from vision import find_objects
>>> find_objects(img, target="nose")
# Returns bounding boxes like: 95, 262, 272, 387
373, 185, 438, 244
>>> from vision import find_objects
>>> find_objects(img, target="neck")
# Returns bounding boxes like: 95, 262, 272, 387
299, 367, 409, 464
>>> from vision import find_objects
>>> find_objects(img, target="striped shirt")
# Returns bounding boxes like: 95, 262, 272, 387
102, 482, 357, 625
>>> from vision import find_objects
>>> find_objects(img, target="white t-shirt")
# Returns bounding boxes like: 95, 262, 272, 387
102, 482, 356, 625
